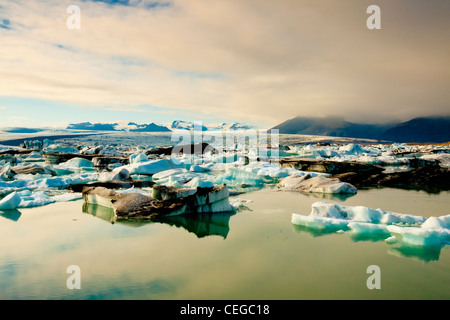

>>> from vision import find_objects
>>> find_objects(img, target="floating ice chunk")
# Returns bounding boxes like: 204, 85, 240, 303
127, 159, 177, 175
344, 206, 384, 223
297, 202, 450, 247
18, 190, 82, 208
152, 168, 188, 180
310, 202, 346, 219
22, 151, 44, 162
0, 192, 21, 210
44, 145, 78, 154
189, 164, 210, 173
214, 168, 265, 188
385, 235, 398, 244
348, 222, 390, 235
277, 175, 357, 194
129, 153, 148, 164
83, 185, 233, 218
420, 153, 450, 168
355, 156, 383, 165
98, 167, 130, 182
291, 213, 349, 231
421, 215, 450, 229
51, 192, 82, 203
183, 177, 214, 188
19, 191, 54, 208
228, 197, 253, 210
387, 225, 449, 247
380, 211, 426, 226
339, 144, 366, 155
309, 202, 425, 226
0, 164, 15, 181
244, 163, 291, 179
60, 157, 95, 168
17, 190, 32, 197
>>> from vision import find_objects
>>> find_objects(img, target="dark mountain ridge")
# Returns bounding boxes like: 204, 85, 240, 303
272, 116, 450, 143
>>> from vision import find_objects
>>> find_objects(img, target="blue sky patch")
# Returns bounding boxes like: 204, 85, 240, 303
0, 18, 11, 30
83, 0, 171, 9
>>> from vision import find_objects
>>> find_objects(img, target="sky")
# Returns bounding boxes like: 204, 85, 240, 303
0, 0, 449, 129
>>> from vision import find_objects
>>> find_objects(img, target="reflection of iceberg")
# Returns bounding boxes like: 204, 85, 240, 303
154, 212, 235, 239
82, 202, 116, 223
387, 243, 442, 263
0, 209, 22, 222
297, 191, 356, 202
82, 202, 235, 238
292, 221, 349, 237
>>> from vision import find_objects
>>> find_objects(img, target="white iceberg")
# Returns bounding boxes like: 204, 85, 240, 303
292, 202, 449, 247
0, 192, 22, 210
60, 157, 94, 168
129, 153, 148, 164
126, 159, 179, 175
19, 191, 82, 208
98, 167, 130, 182
386, 225, 449, 247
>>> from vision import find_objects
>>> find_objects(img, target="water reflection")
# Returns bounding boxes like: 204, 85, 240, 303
153, 213, 235, 239
292, 224, 446, 262
0, 209, 22, 222
387, 243, 443, 262
292, 223, 349, 237
298, 191, 356, 202
82, 203, 235, 239
350, 232, 390, 243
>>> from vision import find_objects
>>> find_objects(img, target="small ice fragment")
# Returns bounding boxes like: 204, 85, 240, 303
385, 236, 398, 244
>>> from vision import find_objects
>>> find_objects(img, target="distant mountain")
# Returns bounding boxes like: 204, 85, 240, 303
170, 120, 254, 131
272, 116, 450, 143
126, 122, 171, 132
66, 121, 254, 133
170, 120, 208, 131
206, 122, 254, 131
66, 122, 170, 132
272, 116, 394, 140
3, 127, 46, 134
380, 116, 450, 143
67, 122, 118, 131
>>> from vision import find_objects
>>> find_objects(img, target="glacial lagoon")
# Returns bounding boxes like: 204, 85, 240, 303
0, 132, 449, 300
0, 186, 448, 300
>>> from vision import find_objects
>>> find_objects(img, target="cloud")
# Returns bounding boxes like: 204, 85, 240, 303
0, 0, 449, 127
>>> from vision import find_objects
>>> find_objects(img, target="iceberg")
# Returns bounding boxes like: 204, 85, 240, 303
0, 192, 22, 210
339, 144, 367, 155
291, 214, 349, 232
60, 157, 95, 168
18, 191, 81, 208
129, 153, 148, 164
126, 159, 178, 175
214, 168, 265, 190
98, 167, 130, 182
277, 175, 357, 194
292, 202, 450, 247
82, 184, 234, 218
386, 225, 449, 247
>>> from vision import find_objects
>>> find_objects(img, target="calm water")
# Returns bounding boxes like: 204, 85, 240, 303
0, 187, 449, 300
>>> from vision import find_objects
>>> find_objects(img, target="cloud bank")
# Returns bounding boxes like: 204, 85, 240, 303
0, 0, 449, 127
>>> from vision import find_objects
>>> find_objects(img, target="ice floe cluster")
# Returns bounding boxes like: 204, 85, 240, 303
0, 139, 449, 224
285, 142, 450, 169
